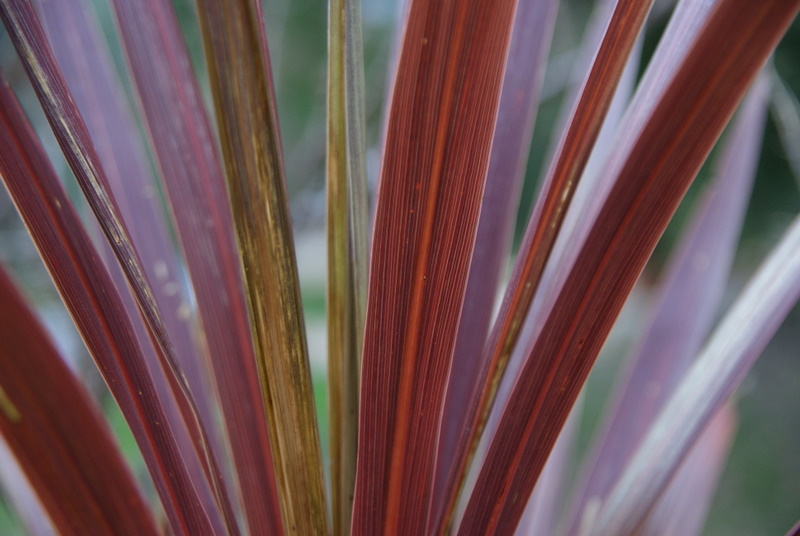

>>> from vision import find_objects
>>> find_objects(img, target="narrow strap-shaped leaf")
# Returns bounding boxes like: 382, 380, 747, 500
0, 440, 55, 536
430, 0, 559, 531
193, 1, 329, 534
442, 1, 654, 529
109, 0, 283, 531
587, 211, 800, 536
352, 0, 519, 533
637, 404, 736, 536
0, 3, 240, 533
459, 1, 800, 533
327, 0, 369, 533
564, 71, 771, 536
542, 0, 617, 171
34, 4, 226, 517
0, 266, 159, 536
514, 400, 579, 536
482, 3, 640, 467
472, 41, 639, 536
0, 77, 218, 535
34, 0, 218, 446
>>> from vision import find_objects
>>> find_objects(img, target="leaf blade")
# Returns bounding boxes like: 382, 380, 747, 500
0, 73, 219, 536
0, 266, 159, 536
108, 0, 284, 531
637, 404, 737, 536
430, 0, 559, 529
564, 70, 771, 535
193, 0, 330, 533
352, 0, 520, 533
444, 0, 655, 528
587, 209, 800, 536
459, 1, 800, 533
326, 0, 369, 533
33, 0, 214, 434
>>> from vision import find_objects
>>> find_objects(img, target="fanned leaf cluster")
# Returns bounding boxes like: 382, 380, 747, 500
0, 0, 798, 535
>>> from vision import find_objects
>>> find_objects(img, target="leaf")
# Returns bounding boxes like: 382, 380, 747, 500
0, 269, 158, 535
564, 71, 771, 536
442, 0, 655, 529
637, 404, 737, 536
351, 0, 519, 533
430, 0, 559, 530
0, 266, 159, 536
514, 400, 580, 536
33, 0, 217, 440
193, 0, 330, 534
587, 209, 800, 536
107, 0, 284, 531
32, 2, 227, 515
458, 1, 800, 533
0, 440, 55, 536
0, 77, 218, 534
0, 2, 241, 532
326, 0, 369, 533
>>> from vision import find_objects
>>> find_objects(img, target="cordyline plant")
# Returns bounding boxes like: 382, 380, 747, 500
0, 0, 799, 534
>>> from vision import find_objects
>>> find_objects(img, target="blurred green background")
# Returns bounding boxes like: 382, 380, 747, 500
0, 0, 798, 534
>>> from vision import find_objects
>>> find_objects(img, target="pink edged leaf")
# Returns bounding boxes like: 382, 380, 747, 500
444, 0, 655, 529
0, 1, 242, 532
33, 2, 225, 517
564, 71, 772, 535
0, 427, 57, 535
637, 404, 737, 536
514, 400, 580, 536
108, 0, 284, 531
33, 0, 219, 448
458, 1, 800, 534
0, 266, 159, 536
587, 209, 800, 535
0, 71, 221, 535
431, 0, 560, 531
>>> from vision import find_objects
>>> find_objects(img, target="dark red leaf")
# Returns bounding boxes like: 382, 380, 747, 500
353, 0, 519, 533
458, 1, 800, 533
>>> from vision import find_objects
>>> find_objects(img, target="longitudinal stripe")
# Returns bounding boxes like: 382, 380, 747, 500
352, 0, 518, 533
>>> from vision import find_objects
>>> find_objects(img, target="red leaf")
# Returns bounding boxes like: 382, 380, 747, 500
353, 0, 519, 533
0, 267, 158, 536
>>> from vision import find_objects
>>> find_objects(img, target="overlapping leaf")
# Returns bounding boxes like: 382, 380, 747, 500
431, 0, 559, 529
0, 440, 54, 536
588, 208, 800, 535
0, 267, 157, 536
32, 2, 226, 518
193, 1, 329, 534
34, 0, 216, 440
0, 73, 220, 535
352, 0, 519, 533
459, 1, 800, 533
564, 71, 772, 536
440, 0, 655, 529
637, 404, 737, 536
108, 0, 284, 531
